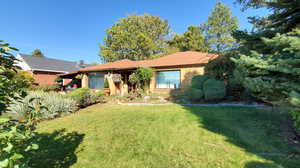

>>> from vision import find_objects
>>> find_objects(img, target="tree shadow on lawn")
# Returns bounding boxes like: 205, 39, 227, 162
183, 106, 300, 168
27, 129, 85, 168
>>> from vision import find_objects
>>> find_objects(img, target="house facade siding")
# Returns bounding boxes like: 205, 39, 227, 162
81, 65, 205, 94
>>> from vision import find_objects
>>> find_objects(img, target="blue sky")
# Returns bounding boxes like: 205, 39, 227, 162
1, 0, 268, 63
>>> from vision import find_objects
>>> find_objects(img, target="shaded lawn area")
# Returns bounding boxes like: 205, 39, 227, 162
32, 104, 300, 168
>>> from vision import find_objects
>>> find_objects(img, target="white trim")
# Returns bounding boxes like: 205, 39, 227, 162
15, 54, 32, 70
32, 68, 68, 73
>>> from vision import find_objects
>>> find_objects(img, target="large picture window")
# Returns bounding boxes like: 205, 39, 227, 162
88, 72, 104, 89
156, 70, 180, 89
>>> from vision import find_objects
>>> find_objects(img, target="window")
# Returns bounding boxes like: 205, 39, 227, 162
88, 72, 104, 89
156, 70, 180, 89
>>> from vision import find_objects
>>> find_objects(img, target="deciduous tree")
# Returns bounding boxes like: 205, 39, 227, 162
32, 49, 44, 57
100, 14, 170, 62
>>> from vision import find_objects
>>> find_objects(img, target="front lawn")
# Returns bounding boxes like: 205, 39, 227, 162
32, 104, 300, 168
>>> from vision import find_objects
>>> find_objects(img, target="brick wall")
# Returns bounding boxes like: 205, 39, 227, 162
32, 71, 62, 85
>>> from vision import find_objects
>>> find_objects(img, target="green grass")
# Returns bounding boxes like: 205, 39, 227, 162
32, 104, 300, 168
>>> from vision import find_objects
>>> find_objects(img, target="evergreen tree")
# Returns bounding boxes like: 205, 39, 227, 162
236, 0, 300, 32
31, 49, 44, 57
201, 2, 239, 53
232, 29, 300, 102
100, 14, 170, 62
233, 0, 300, 129
169, 25, 209, 52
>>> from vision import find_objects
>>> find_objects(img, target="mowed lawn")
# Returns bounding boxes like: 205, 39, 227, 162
31, 104, 300, 168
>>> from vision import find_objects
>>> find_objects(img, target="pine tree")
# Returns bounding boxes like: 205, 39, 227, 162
169, 25, 209, 52
232, 29, 300, 103
201, 2, 239, 53
236, 0, 300, 32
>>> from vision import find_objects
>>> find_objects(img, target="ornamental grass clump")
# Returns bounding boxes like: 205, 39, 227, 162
7, 91, 77, 120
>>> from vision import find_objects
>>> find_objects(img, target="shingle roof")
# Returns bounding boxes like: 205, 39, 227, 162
79, 51, 218, 72
19, 54, 85, 73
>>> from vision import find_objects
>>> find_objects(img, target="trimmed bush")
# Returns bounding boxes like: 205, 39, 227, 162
191, 75, 209, 89
203, 78, 226, 101
186, 88, 204, 101
7, 91, 77, 120
66, 88, 104, 107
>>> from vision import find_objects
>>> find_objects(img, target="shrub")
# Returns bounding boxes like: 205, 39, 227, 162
95, 90, 106, 97
66, 88, 104, 107
29, 85, 60, 92
0, 118, 38, 168
191, 75, 209, 89
126, 90, 144, 101
10, 70, 34, 89
7, 91, 77, 120
186, 88, 204, 101
203, 78, 226, 101
129, 67, 154, 91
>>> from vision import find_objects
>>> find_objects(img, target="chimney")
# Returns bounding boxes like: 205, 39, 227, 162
77, 60, 85, 68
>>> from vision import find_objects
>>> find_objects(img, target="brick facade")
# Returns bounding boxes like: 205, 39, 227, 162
32, 71, 61, 85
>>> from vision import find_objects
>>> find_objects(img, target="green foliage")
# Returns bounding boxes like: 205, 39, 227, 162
236, 0, 300, 33
0, 41, 24, 114
233, 0, 300, 130
129, 67, 154, 90
232, 29, 300, 102
66, 88, 104, 108
0, 119, 38, 168
203, 78, 226, 101
129, 73, 139, 85
29, 84, 60, 92
100, 14, 170, 62
201, 2, 239, 52
289, 91, 300, 130
136, 67, 154, 82
190, 75, 209, 89
95, 90, 106, 97
204, 54, 235, 80
187, 75, 226, 101
7, 91, 77, 120
104, 78, 109, 88
186, 88, 204, 101
126, 90, 145, 101
169, 25, 209, 52
11, 70, 34, 89
31, 49, 44, 57
55, 77, 63, 83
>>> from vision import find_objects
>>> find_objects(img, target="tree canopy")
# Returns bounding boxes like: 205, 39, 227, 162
236, 0, 300, 32
168, 25, 209, 52
201, 2, 239, 53
100, 14, 170, 62
31, 49, 45, 57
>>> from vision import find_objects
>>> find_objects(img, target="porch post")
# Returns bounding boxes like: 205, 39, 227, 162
149, 71, 156, 93
106, 73, 116, 95
82, 73, 89, 88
